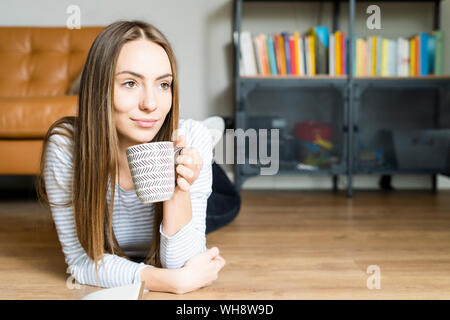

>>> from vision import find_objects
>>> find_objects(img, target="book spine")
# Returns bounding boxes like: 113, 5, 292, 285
341, 33, 346, 75
410, 36, 416, 76
252, 35, 262, 75
260, 34, 270, 75
427, 33, 435, 75
289, 36, 297, 75
282, 32, 292, 74
367, 37, 372, 77
376, 36, 382, 76
433, 30, 443, 75
310, 35, 316, 75
381, 38, 388, 76
293, 32, 301, 75
267, 35, 278, 75
335, 31, 341, 75
362, 39, 367, 76
433, 30, 445, 75
273, 34, 283, 76
329, 34, 334, 76
278, 34, 287, 75
419, 33, 429, 75
372, 37, 377, 76
415, 35, 419, 76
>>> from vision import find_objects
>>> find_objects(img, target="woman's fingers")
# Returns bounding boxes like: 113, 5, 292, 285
176, 177, 190, 191
206, 247, 219, 259
176, 164, 194, 179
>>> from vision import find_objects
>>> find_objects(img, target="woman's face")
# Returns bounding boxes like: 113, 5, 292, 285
113, 38, 173, 148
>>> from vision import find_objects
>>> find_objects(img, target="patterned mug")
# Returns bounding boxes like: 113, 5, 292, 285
126, 141, 183, 203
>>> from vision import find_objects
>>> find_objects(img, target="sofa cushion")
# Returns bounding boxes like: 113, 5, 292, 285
0, 96, 77, 138
0, 26, 103, 98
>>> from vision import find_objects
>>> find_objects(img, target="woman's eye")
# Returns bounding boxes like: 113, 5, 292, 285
123, 80, 137, 89
160, 82, 172, 90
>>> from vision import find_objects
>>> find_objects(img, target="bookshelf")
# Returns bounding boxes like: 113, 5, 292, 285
233, 0, 450, 196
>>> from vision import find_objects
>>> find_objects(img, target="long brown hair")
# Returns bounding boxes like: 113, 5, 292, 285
37, 20, 179, 275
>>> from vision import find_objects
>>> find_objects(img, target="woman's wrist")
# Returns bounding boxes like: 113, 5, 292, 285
140, 266, 187, 294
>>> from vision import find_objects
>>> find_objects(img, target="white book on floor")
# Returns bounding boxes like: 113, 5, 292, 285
81, 281, 145, 300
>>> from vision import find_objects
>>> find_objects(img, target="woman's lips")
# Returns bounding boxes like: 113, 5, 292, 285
132, 119, 158, 128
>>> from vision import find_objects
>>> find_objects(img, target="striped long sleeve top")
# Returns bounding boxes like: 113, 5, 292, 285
43, 118, 213, 288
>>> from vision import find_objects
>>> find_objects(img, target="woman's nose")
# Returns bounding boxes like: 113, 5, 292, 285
139, 87, 157, 111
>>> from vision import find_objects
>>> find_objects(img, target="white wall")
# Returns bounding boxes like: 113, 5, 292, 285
1, 0, 449, 190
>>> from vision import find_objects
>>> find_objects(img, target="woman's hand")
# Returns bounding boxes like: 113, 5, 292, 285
173, 135, 203, 192
176, 247, 226, 294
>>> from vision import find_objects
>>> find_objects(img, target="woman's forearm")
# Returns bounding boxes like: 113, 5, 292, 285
140, 266, 185, 294
162, 189, 192, 236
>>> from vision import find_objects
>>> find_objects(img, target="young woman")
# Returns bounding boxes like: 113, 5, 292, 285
37, 20, 226, 294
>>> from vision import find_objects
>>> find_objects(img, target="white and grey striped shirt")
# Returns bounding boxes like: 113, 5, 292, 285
44, 118, 213, 288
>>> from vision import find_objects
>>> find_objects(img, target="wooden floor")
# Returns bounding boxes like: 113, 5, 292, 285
1, 189, 450, 300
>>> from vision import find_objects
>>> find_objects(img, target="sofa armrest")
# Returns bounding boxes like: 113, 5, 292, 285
0, 96, 78, 138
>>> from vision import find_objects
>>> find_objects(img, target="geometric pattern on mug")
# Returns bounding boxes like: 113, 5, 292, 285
128, 158, 171, 168
127, 150, 173, 164
133, 172, 174, 183
131, 163, 174, 176
126, 141, 172, 153
137, 191, 174, 203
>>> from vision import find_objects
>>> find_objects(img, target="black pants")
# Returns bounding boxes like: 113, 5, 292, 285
205, 162, 241, 234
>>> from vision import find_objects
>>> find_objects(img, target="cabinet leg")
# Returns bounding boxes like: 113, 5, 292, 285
346, 174, 353, 198
431, 174, 437, 193
332, 175, 338, 193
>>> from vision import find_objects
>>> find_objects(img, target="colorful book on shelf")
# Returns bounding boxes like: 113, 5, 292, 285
329, 33, 335, 76
240, 31, 258, 76
433, 30, 443, 75
298, 34, 306, 76
273, 34, 282, 75
362, 38, 367, 76
308, 34, 316, 75
427, 32, 435, 75
267, 35, 278, 75
343, 34, 347, 75
409, 35, 416, 76
381, 38, 389, 76
334, 31, 341, 75
416, 34, 421, 76
356, 38, 362, 76
281, 32, 291, 74
289, 35, 297, 75
308, 26, 329, 75
366, 36, 372, 77
252, 35, 262, 75
371, 36, 377, 76
293, 32, 301, 75
390, 39, 398, 76
419, 32, 429, 75
277, 34, 287, 75
397, 37, 410, 76
257, 34, 270, 75
304, 35, 310, 75
342, 34, 350, 75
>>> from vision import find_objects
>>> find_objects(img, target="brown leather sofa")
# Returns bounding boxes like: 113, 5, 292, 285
0, 26, 103, 175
